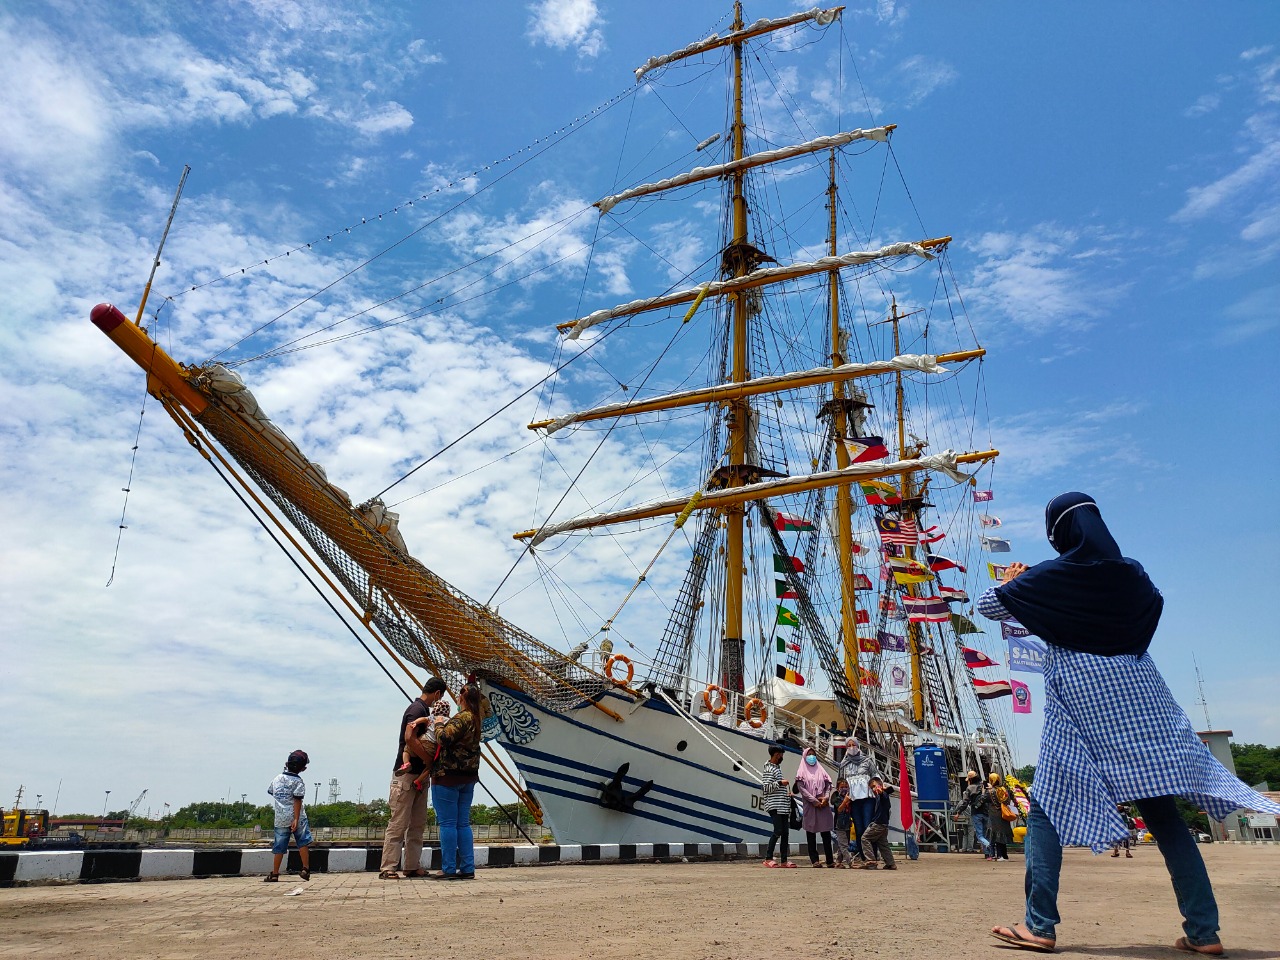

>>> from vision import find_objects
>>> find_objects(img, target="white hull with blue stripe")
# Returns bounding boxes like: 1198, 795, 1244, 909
482, 682, 777, 844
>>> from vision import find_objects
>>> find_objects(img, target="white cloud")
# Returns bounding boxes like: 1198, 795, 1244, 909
352, 101, 414, 138
527, 0, 606, 58
1184, 93, 1221, 117
1173, 140, 1280, 221
895, 54, 957, 108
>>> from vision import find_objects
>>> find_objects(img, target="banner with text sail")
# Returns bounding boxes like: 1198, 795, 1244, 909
1008, 637, 1047, 674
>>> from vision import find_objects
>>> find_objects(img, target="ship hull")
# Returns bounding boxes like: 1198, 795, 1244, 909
482, 682, 780, 844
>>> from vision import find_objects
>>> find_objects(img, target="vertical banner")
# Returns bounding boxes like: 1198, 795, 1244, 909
1010, 678, 1032, 714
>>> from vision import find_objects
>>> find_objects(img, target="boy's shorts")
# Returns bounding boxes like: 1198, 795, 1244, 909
272, 822, 313, 854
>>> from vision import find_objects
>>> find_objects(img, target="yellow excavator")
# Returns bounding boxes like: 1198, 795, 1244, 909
2, 789, 50, 847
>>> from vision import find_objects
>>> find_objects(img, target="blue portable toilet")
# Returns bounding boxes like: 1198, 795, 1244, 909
913, 742, 949, 814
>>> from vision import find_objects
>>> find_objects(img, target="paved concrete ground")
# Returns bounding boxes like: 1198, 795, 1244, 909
1, 846, 1277, 959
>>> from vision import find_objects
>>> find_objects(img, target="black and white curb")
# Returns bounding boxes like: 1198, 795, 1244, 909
0, 842, 768, 886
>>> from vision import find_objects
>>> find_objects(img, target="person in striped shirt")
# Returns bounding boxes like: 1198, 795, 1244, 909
760, 744, 796, 868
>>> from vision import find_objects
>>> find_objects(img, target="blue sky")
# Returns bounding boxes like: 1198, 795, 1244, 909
2, 1, 1277, 817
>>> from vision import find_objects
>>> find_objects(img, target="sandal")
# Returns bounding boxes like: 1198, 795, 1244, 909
263, 873, 279, 883
1174, 937, 1224, 956
781, 861, 796, 868
404, 868, 429, 878
378, 870, 403, 880
990, 925, 1055, 953
300, 868, 310, 881
762, 859, 777, 868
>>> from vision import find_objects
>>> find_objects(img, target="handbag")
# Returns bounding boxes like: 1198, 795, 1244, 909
1001, 804, 1018, 822
789, 798, 803, 830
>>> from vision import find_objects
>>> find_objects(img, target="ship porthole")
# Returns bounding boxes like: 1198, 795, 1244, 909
676, 740, 688, 752
732, 763, 740, 772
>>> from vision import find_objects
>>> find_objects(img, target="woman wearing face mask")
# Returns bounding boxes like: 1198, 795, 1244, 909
980, 493, 1280, 955
795, 747, 836, 868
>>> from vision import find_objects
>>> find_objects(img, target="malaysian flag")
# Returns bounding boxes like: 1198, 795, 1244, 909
877, 516, 918, 545
902, 595, 950, 623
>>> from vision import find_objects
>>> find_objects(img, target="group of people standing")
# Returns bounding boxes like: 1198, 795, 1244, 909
953, 769, 1019, 861
378, 677, 487, 880
760, 740, 895, 869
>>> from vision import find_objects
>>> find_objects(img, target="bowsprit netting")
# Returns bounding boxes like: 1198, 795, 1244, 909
186, 364, 612, 713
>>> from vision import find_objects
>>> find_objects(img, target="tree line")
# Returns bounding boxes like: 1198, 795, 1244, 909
63, 799, 538, 830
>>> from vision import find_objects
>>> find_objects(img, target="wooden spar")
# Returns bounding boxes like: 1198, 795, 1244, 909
527, 350, 984, 431
554, 237, 951, 334
514, 451, 999, 543
91, 303, 209, 415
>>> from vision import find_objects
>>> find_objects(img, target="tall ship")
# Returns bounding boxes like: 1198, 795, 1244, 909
94, 4, 1017, 845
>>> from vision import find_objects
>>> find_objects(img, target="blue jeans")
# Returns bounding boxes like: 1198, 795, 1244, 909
1024, 795, 1219, 946
431, 781, 476, 876
972, 812, 992, 855
850, 797, 875, 859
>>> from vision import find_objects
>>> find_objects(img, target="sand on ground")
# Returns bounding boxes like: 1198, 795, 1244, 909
1, 846, 1278, 959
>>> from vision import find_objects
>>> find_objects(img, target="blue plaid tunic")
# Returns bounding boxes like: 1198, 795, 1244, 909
978, 588, 1280, 852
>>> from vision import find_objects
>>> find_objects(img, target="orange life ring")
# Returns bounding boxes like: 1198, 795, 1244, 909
743, 697, 768, 728
702, 684, 727, 715
604, 654, 634, 686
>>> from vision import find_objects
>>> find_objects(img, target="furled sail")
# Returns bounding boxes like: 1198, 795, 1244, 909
561, 240, 942, 339
595, 128, 892, 215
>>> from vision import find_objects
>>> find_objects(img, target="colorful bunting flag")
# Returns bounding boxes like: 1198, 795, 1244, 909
988, 562, 1010, 580
775, 580, 798, 599
852, 573, 873, 591
776, 606, 800, 627
973, 677, 1012, 700
773, 554, 804, 574
877, 516, 918, 545
903, 596, 950, 623
878, 629, 908, 652
1008, 637, 1047, 674
776, 665, 805, 686
859, 479, 901, 506
962, 646, 1000, 669
843, 436, 889, 463
979, 514, 1002, 528
774, 512, 815, 532
919, 524, 946, 544
1010, 678, 1032, 714
981, 536, 1012, 553
940, 585, 969, 603
950, 612, 981, 635
973, 489, 994, 503
926, 554, 966, 573
889, 557, 935, 584
1001, 621, 1031, 640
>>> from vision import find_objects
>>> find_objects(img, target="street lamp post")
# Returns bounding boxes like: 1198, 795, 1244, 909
102, 790, 111, 820
313, 782, 321, 806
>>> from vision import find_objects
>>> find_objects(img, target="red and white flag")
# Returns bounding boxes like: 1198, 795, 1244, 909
919, 524, 945, 544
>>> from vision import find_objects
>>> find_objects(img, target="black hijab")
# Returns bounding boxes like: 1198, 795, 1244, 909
994, 492, 1163, 656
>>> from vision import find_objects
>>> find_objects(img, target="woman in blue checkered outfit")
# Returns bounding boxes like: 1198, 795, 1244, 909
981, 492, 1280, 955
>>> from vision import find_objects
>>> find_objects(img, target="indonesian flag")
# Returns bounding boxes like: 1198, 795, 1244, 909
919, 524, 945, 544
962, 646, 1000, 669
843, 436, 889, 463
903, 596, 950, 623
774, 512, 815, 532
973, 678, 1013, 700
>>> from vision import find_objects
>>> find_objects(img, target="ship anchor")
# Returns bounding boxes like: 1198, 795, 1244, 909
598, 763, 654, 813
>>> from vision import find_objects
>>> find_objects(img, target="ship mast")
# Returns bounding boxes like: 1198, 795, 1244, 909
722, 0, 750, 697
825, 149, 861, 700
